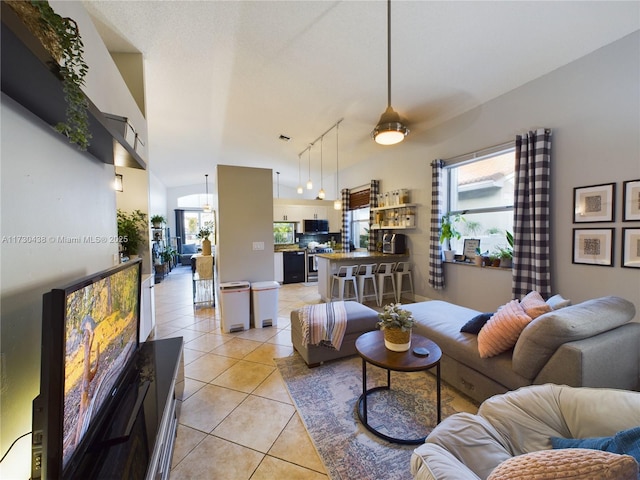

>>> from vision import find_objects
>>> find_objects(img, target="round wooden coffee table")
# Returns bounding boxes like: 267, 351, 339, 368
355, 330, 442, 444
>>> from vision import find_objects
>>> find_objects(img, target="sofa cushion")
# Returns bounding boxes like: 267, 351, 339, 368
487, 449, 639, 480
182, 243, 197, 254
410, 443, 481, 480
546, 294, 571, 309
460, 313, 493, 334
512, 296, 636, 379
519, 291, 552, 319
477, 300, 532, 358
551, 426, 640, 464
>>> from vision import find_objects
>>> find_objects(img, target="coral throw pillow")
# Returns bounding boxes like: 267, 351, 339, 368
487, 449, 639, 480
477, 300, 532, 358
520, 291, 552, 319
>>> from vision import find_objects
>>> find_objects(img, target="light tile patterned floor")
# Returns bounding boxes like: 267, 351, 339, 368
151, 265, 328, 479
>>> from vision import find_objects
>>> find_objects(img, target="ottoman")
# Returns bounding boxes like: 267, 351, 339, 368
291, 301, 379, 367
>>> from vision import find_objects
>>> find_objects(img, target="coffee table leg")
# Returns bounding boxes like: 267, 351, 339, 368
362, 357, 368, 423
436, 362, 441, 424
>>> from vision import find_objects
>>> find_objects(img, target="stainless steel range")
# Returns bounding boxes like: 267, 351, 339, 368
305, 247, 333, 282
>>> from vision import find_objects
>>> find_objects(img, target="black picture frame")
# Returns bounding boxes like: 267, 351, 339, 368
622, 228, 640, 268
463, 238, 481, 259
572, 228, 614, 266
622, 180, 640, 222
573, 183, 615, 223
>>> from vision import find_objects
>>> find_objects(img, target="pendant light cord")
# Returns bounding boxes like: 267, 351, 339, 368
387, 0, 391, 108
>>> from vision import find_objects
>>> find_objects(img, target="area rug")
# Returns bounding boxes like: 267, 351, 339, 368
275, 354, 473, 480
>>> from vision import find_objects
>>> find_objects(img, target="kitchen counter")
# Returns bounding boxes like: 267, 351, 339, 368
316, 251, 408, 260
316, 251, 409, 302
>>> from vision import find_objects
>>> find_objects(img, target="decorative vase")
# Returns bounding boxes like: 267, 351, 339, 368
201, 238, 212, 256
383, 328, 412, 352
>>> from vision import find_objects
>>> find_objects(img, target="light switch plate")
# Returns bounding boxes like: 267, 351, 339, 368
253, 242, 265, 251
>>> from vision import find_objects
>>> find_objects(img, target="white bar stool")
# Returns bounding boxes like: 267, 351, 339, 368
394, 261, 414, 302
356, 263, 378, 304
376, 262, 396, 307
331, 265, 359, 302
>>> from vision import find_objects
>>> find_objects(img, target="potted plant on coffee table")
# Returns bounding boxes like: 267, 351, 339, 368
377, 303, 415, 352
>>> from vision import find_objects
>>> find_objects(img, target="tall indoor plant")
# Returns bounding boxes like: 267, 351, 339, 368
117, 209, 147, 257
377, 303, 415, 352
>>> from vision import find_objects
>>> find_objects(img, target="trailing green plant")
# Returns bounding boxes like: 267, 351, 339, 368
30, 1, 91, 150
377, 303, 415, 331
494, 231, 514, 260
117, 209, 147, 256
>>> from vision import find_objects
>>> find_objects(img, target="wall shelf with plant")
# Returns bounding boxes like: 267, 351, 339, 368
1, 1, 146, 169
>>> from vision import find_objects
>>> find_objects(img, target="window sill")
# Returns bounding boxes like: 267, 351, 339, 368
443, 260, 512, 270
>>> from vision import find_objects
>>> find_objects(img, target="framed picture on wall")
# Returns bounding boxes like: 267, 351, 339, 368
621, 228, 640, 268
622, 180, 640, 221
573, 183, 615, 223
572, 228, 614, 266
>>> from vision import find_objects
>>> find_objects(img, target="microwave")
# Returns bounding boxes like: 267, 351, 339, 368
303, 219, 329, 233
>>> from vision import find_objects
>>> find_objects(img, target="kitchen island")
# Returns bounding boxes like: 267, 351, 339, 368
316, 251, 409, 302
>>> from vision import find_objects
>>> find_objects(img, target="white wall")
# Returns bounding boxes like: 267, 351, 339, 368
339, 31, 640, 314
217, 165, 274, 283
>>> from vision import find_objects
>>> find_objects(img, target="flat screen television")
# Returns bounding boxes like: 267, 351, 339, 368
32, 259, 142, 479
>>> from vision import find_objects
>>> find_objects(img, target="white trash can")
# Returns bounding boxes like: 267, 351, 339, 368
251, 281, 280, 328
219, 281, 250, 333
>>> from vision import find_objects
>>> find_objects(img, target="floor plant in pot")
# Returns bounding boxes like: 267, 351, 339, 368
377, 303, 415, 352
117, 209, 147, 258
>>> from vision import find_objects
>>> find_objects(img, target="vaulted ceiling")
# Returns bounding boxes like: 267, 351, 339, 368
83, 1, 640, 192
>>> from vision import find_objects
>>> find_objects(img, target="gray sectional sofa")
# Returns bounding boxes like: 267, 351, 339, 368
404, 296, 640, 404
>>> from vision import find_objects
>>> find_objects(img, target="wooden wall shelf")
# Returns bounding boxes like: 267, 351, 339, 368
1, 3, 146, 170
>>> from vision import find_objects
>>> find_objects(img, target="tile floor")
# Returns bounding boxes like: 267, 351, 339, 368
152, 264, 477, 479
152, 265, 328, 479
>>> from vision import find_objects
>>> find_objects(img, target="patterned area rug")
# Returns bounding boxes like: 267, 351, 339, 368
275, 354, 470, 480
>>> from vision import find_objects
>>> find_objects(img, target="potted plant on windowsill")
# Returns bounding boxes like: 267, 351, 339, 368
495, 231, 514, 268
440, 213, 464, 262
377, 303, 415, 352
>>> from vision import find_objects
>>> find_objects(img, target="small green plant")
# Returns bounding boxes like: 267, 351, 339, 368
150, 214, 166, 226
161, 247, 176, 263
377, 303, 415, 331
117, 209, 147, 256
494, 231, 514, 260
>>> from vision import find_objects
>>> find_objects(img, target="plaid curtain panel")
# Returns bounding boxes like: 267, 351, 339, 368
428, 160, 445, 289
512, 129, 552, 299
369, 180, 380, 252
341, 188, 350, 252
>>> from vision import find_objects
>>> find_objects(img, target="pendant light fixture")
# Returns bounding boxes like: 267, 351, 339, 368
297, 154, 303, 194
202, 174, 211, 212
371, 0, 409, 145
306, 146, 313, 190
334, 122, 342, 210
318, 136, 325, 199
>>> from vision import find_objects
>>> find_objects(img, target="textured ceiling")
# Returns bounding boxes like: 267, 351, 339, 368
82, 1, 640, 192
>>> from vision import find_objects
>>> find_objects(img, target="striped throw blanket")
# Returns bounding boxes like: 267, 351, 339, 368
299, 301, 348, 350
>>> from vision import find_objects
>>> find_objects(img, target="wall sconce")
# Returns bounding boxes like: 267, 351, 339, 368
114, 173, 123, 192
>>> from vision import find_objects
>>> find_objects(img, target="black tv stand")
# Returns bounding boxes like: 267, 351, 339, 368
70, 337, 184, 480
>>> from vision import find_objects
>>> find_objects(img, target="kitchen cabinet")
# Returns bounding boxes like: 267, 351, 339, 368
274, 204, 304, 222
274, 252, 284, 283
273, 199, 342, 232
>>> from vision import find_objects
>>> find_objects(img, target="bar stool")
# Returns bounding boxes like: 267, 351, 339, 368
331, 265, 359, 301
394, 261, 414, 302
376, 262, 396, 307
356, 264, 378, 304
